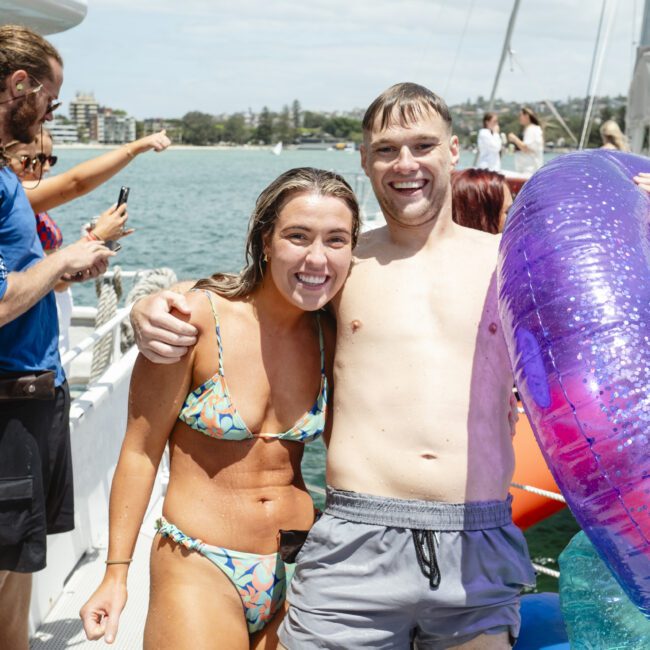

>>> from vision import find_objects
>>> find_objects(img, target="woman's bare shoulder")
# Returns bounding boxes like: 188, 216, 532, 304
181, 289, 222, 336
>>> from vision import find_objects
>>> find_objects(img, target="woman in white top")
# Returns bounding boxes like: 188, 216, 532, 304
477, 112, 503, 171
508, 107, 544, 174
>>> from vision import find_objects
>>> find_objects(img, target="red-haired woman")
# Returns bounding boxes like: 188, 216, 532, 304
451, 168, 513, 234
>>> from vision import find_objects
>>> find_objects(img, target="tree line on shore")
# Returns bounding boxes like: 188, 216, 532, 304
135, 95, 628, 149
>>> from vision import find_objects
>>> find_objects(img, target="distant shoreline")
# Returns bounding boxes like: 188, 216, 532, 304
55, 143, 571, 155
55, 143, 271, 151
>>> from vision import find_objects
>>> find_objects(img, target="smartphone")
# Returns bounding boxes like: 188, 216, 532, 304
105, 186, 130, 252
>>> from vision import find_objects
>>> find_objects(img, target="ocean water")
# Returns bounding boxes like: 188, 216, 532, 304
48, 147, 530, 303
49, 147, 378, 300
48, 146, 574, 591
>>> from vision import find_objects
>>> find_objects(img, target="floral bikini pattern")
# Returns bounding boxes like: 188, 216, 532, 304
156, 517, 295, 633
178, 291, 327, 443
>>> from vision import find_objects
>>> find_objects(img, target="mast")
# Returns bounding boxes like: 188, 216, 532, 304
627, 0, 650, 154
486, 0, 522, 112
473, 0, 521, 165
579, 0, 618, 149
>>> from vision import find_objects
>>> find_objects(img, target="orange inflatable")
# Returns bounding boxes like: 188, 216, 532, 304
512, 404, 566, 530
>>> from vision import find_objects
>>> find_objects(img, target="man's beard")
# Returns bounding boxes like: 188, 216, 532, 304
7, 94, 42, 143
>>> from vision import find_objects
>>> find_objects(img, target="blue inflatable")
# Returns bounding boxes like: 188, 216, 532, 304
559, 531, 650, 648
514, 593, 569, 650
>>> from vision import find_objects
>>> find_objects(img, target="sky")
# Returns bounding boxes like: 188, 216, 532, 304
43, 0, 647, 120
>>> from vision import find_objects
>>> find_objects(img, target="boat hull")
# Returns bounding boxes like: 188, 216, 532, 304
1, 0, 87, 35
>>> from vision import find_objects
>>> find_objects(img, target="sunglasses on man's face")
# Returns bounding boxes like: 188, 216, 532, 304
45, 100, 62, 115
32, 153, 57, 168
26, 75, 62, 116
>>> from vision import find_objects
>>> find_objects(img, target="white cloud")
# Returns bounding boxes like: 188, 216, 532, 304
49, 0, 643, 118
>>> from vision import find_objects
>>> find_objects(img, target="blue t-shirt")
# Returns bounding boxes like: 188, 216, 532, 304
0, 167, 64, 385
0, 250, 7, 299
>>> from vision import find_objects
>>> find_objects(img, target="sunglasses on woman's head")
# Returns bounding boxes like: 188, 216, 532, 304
32, 153, 57, 168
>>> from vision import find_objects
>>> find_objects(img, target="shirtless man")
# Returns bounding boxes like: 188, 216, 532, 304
132, 84, 535, 649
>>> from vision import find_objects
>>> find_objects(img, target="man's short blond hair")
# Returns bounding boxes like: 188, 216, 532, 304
362, 83, 452, 135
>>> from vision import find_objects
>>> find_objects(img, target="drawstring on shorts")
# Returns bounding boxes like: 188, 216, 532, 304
412, 529, 441, 589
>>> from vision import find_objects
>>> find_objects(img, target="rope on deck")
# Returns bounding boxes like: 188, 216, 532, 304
532, 562, 560, 579
510, 482, 566, 503
90, 266, 122, 383
120, 267, 178, 352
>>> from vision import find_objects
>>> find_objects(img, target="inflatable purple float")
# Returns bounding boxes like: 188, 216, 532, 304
498, 150, 650, 617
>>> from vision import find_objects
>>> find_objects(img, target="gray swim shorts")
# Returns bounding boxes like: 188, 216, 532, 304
279, 487, 536, 650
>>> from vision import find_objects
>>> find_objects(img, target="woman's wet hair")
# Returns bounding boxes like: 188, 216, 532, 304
194, 167, 360, 299
451, 168, 508, 235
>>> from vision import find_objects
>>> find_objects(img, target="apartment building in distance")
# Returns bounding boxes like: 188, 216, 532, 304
49, 119, 79, 144
68, 92, 136, 144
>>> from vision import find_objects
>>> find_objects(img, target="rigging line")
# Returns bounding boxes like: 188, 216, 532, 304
632, 0, 639, 72
542, 100, 578, 145
443, 0, 476, 97
487, 0, 522, 111
472, 0, 521, 166
579, 0, 619, 149
580, 0, 608, 148
508, 52, 578, 145
419, 0, 449, 69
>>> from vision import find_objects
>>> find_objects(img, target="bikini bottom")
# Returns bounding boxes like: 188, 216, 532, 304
155, 516, 295, 634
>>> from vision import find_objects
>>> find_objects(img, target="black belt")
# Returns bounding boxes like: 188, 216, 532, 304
0, 371, 55, 400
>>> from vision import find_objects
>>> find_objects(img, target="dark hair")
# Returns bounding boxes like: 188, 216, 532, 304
483, 112, 496, 128
0, 25, 62, 93
520, 106, 541, 127
451, 168, 508, 234
362, 82, 452, 134
194, 167, 360, 299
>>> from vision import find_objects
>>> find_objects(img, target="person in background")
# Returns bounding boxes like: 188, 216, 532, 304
477, 112, 503, 171
508, 106, 544, 174
3, 132, 132, 354
0, 25, 114, 650
80, 168, 359, 649
599, 119, 630, 152
452, 168, 513, 234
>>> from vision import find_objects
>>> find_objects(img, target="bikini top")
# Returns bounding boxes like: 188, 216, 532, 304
178, 291, 327, 443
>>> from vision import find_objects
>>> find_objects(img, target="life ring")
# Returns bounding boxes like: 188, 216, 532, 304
498, 150, 650, 617
512, 406, 565, 530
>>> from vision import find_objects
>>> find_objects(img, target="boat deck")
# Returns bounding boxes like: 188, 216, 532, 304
30, 497, 163, 649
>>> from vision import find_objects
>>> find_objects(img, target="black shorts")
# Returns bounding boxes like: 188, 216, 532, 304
0, 382, 74, 573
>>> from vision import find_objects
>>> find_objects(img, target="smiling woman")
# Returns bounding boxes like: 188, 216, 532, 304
80, 167, 361, 649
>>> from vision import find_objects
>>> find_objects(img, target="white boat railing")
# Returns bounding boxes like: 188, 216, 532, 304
60, 303, 133, 367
